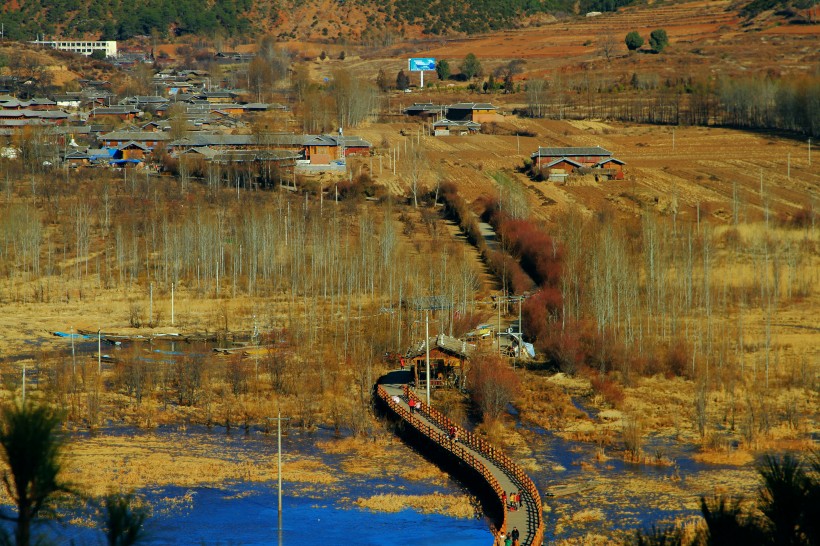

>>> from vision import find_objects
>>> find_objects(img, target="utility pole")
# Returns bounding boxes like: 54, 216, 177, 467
98, 329, 102, 375
425, 310, 430, 406
71, 327, 76, 375
171, 282, 175, 326
497, 295, 502, 356
268, 413, 291, 534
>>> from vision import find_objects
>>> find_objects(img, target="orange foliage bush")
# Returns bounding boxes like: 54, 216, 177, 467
467, 353, 520, 421
590, 375, 625, 408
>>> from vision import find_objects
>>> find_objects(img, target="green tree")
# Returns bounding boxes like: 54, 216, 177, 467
460, 53, 482, 80
101, 492, 148, 546
0, 403, 71, 546
436, 59, 450, 81
649, 29, 669, 53
625, 31, 644, 51
90, 50, 107, 61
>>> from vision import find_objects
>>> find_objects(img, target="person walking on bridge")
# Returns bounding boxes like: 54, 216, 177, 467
511, 526, 520, 546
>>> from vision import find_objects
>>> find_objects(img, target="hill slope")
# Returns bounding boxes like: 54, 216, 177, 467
2, 0, 641, 42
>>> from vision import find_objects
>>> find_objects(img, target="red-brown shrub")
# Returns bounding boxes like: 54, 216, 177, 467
522, 288, 562, 342
467, 353, 520, 421
665, 339, 692, 378
536, 324, 586, 374
590, 375, 625, 408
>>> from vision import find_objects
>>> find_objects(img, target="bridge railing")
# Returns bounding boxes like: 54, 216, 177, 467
377, 385, 508, 540
403, 386, 545, 546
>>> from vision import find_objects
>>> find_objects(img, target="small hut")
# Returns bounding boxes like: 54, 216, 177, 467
405, 334, 475, 390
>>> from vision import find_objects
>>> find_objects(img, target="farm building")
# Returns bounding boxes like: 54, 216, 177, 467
302, 135, 371, 165
405, 334, 475, 390
89, 106, 142, 122
100, 131, 171, 150
432, 119, 481, 136
115, 141, 150, 161
404, 103, 447, 118
445, 102, 501, 123
531, 146, 626, 180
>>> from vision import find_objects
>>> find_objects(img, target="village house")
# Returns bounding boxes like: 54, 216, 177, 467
53, 93, 83, 110
302, 135, 372, 165
0, 97, 57, 111
531, 146, 625, 181
89, 105, 142, 122
63, 147, 112, 167
99, 130, 170, 150
403, 103, 447, 118
431, 118, 481, 136
119, 96, 170, 111
115, 141, 150, 161
0, 109, 70, 126
445, 102, 501, 123
195, 91, 239, 104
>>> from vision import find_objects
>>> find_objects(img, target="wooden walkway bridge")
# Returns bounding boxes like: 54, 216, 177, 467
377, 370, 545, 545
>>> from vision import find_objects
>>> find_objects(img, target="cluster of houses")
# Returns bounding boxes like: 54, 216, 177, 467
63, 127, 371, 171
405, 101, 626, 181
0, 67, 372, 173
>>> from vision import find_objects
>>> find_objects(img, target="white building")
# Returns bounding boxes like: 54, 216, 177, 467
31, 40, 117, 58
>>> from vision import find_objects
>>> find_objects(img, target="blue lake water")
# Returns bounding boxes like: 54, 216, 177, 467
16, 426, 491, 546
50, 484, 489, 545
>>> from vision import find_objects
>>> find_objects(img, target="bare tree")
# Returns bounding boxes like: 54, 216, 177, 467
599, 33, 619, 63
526, 78, 548, 118
405, 140, 426, 208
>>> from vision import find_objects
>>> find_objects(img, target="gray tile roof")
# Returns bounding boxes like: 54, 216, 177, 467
432, 119, 481, 127
405, 334, 476, 360
447, 102, 497, 110
532, 146, 613, 158
101, 131, 171, 141
544, 157, 583, 168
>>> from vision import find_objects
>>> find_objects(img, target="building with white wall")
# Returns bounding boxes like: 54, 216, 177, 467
31, 40, 117, 58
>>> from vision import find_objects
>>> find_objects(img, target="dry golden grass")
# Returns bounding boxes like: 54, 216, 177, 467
317, 434, 452, 486
53, 433, 337, 500
553, 534, 614, 546
354, 492, 475, 519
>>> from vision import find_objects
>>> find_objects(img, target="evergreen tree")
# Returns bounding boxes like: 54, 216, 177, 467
396, 69, 410, 90
0, 403, 71, 546
625, 31, 644, 51
649, 29, 669, 53
436, 59, 451, 81
460, 53, 482, 80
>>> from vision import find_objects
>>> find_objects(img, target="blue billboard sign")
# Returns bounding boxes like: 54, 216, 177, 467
408, 57, 436, 71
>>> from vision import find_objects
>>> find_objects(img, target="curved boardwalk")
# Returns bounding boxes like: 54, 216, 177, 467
377, 370, 545, 545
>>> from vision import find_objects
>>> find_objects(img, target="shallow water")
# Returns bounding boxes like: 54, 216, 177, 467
50, 484, 489, 545
519, 399, 759, 540
20, 426, 491, 546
